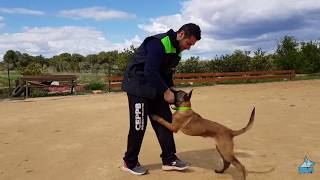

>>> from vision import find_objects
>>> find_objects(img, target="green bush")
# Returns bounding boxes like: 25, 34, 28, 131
30, 88, 48, 97
84, 82, 105, 90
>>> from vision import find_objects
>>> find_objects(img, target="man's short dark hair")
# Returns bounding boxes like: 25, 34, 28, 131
177, 23, 201, 40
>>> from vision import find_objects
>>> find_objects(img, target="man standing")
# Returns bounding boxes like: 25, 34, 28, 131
121, 23, 201, 175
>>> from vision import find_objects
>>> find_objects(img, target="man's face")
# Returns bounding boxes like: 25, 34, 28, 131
177, 31, 198, 51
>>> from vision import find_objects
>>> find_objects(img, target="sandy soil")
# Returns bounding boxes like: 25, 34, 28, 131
0, 80, 319, 180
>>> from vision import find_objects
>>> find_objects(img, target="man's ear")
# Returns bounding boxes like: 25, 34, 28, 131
188, 89, 193, 99
177, 31, 185, 40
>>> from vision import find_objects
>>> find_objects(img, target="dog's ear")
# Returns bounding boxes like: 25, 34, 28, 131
176, 91, 185, 103
188, 89, 193, 99
170, 88, 179, 94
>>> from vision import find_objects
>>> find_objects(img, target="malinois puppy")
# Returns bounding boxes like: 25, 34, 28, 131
151, 89, 255, 180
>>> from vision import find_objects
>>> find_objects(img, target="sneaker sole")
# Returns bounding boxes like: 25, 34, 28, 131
121, 166, 147, 175
162, 165, 190, 171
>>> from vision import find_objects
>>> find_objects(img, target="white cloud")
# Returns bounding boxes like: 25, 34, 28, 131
0, 16, 5, 28
139, 0, 320, 57
59, 7, 136, 21
180, 0, 320, 36
2, 1, 320, 59
138, 14, 184, 34
0, 26, 140, 59
114, 35, 142, 50
0, 8, 44, 15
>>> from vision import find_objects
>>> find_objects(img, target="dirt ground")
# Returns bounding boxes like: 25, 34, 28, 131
0, 80, 319, 180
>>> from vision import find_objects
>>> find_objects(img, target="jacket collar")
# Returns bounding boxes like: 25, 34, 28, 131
167, 29, 180, 53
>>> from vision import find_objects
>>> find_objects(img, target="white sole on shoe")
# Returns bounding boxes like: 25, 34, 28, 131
162, 165, 190, 171
121, 166, 147, 175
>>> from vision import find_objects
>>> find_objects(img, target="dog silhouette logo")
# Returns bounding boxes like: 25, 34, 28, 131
298, 156, 316, 174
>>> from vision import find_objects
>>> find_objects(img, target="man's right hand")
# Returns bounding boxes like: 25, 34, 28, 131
164, 88, 175, 104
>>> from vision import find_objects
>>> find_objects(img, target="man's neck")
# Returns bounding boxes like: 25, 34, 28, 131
167, 29, 180, 52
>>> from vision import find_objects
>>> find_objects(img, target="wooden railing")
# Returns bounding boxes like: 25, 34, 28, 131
107, 70, 295, 91
174, 70, 295, 84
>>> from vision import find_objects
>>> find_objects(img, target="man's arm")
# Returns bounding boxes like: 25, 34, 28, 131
163, 70, 175, 89
144, 38, 168, 94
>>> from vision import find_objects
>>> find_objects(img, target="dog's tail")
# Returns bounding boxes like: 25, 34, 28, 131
232, 107, 255, 137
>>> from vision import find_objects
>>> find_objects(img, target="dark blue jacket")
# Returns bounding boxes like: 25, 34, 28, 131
122, 29, 181, 99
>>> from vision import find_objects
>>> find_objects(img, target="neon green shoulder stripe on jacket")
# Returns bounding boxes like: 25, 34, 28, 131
161, 36, 176, 54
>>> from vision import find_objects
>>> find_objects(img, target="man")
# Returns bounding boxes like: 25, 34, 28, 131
121, 23, 201, 175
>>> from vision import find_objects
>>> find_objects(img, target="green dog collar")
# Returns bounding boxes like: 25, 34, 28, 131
172, 106, 192, 111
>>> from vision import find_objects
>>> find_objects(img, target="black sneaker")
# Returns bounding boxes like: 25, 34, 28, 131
162, 159, 190, 171
121, 162, 148, 175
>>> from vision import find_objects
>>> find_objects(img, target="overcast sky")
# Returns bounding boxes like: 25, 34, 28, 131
1, 0, 320, 60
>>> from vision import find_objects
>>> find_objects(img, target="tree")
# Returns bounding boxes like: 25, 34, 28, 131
70, 53, 84, 72
116, 47, 135, 74
177, 56, 201, 73
274, 36, 300, 71
299, 41, 320, 73
3, 50, 18, 93
84, 54, 99, 73
250, 48, 272, 71
222, 50, 251, 72
49, 53, 72, 72
0, 61, 5, 71
20, 63, 43, 75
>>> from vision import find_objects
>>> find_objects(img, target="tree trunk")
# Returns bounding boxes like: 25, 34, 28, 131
7, 63, 11, 97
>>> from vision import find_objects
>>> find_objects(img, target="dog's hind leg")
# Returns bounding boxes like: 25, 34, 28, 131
215, 138, 247, 180
229, 156, 247, 180
215, 145, 230, 173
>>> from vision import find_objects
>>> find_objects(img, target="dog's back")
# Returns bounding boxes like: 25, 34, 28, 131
178, 107, 255, 138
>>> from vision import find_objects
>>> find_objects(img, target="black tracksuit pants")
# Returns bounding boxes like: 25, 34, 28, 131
123, 93, 177, 169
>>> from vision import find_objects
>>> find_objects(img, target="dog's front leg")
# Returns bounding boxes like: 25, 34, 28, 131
151, 115, 181, 133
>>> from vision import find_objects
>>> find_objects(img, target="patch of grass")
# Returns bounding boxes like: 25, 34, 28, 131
294, 73, 320, 81
75, 72, 107, 84
0, 71, 22, 87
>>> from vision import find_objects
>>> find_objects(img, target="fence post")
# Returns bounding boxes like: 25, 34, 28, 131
290, 70, 295, 80
25, 81, 29, 99
107, 66, 111, 92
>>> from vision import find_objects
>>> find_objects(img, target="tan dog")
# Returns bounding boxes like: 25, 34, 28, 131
151, 89, 255, 180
